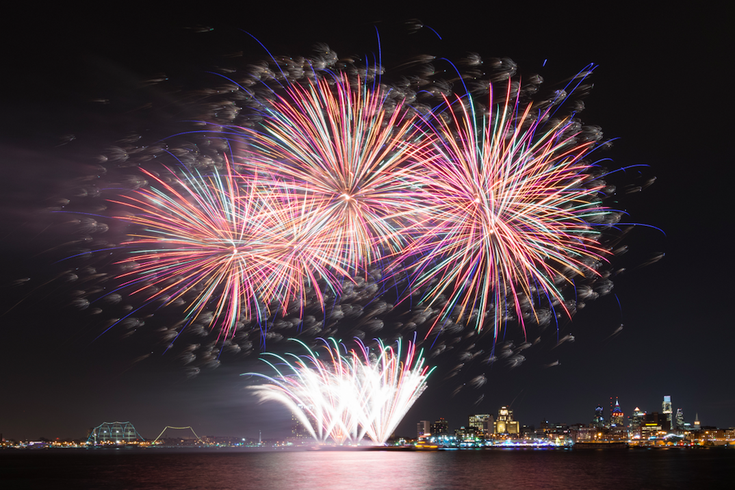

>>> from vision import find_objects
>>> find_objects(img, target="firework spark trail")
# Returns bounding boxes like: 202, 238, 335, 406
356, 337, 433, 444
109, 161, 347, 341
407, 80, 613, 339
242, 72, 431, 275
248, 337, 433, 444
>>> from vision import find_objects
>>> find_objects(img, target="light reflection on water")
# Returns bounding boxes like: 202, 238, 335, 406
2, 448, 734, 489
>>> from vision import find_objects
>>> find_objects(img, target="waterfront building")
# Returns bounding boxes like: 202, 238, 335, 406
537, 420, 550, 436
687, 426, 728, 446
291, 411, 309, 440
431, 418, 449, 436
520, 424, 535, 439
468, 414, 492, 436
493, 406, 519, 435
571, 425, 600, 442
640, 412, 670, 439
640, 422, 661, 440
548, 423, 571, 439
694, 413, 700, 429
417, 420, 431, 439
289, 404, 316, 442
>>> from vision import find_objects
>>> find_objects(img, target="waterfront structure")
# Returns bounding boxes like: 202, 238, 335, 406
152, 426, 203, 445
494, 407, 519, 434
694, 413, 700, 429
87, 421, 144, 444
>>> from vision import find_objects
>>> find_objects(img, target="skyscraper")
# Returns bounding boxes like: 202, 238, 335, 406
675, 408, 684, 431
610, 398, 624, 427
291, 412, 307, 439
662, 396, 673, 428
291, 405, 313, 440
431, 418, 449, 436
629, 407, 647, 438
468, 414, 493, 436
592, 405, 605, 428
494, 407, 519, 434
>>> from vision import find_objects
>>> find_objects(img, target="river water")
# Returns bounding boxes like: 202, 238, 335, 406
2, 447, 734, 489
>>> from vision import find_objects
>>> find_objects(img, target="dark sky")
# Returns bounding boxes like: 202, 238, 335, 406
1, 5, 731, 441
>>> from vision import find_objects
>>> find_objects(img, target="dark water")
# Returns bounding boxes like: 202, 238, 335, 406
2, 448, 734, 489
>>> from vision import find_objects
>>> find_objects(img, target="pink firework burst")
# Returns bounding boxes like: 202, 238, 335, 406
109, 161, 346, 340
408, 80, 613, 339
243, 72, 430, 275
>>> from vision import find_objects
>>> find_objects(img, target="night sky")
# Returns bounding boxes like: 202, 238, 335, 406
1, 5, 731, 441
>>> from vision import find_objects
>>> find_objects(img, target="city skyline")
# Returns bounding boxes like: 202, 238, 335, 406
1, 387, 728, 442
1, 5, 731, 442
3, 392, 727, 444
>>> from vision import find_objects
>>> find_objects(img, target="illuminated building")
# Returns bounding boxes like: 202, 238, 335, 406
640, 412, 670, 439
87, 421, 144, 444
291, 410, 309, 440
417, 420, 431, 439
571, 425, 598, 442
468, 414, 492, 436
675, 409, 685, 431
640, 414, 662, 440
694, 413, 700, 429
629, 407, 647, 437
289, 403, 317, 441
592, 405, 605, 428
493, 406, 519, 434
520, 424, 535, 438
610, 398, 624, 427
640, 422, 661, 440
541, 422, 570, 440
454, 426, 469, 439
431, 418, 449, 436
662, 396, 673, 428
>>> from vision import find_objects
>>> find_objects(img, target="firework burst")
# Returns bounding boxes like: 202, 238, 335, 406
243, 72, 430, 274
108, 161, 346, 340
248, 337, 433, 444
407, 79, 613, 338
